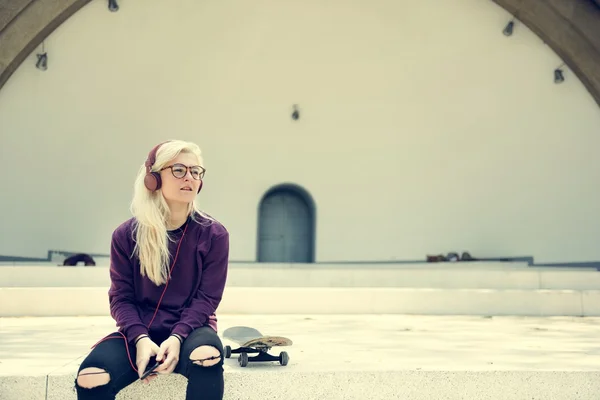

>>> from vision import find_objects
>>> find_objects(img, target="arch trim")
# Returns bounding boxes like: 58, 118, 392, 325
1, 0, 600, 107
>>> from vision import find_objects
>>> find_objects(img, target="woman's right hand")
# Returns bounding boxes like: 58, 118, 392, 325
135, 335, 160, 383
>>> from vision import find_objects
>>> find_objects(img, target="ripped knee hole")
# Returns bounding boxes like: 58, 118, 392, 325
77, 367, 110, 388
190, 345, 221, 367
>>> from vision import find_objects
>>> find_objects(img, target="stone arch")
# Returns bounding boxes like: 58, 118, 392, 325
1, 0, 600, 108
491, 0, 600, 107
256, 183, 316, 263
0, 0, 92, 90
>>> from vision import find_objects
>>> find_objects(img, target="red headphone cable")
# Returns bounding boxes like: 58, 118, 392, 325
83, 222, 189, 374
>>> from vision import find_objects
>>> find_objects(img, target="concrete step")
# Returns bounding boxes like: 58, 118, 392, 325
38, 371, 600, 400
3, 286, 600, 317
1, 315, 599, 399
2, 262, 600, 289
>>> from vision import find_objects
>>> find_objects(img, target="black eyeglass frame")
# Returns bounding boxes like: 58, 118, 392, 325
160, 163, 206, 180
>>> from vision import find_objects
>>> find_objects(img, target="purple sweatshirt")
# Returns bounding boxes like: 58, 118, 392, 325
107, 213, 229, 343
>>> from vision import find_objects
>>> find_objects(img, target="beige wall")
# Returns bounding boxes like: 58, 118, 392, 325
1, 0, 600, 264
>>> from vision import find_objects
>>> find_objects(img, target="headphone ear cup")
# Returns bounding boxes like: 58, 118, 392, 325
144, 172, 162, 191
197, 180, 203, 193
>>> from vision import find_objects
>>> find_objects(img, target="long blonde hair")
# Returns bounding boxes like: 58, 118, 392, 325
130, 140, 212, 286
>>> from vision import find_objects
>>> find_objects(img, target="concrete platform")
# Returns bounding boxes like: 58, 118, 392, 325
4, 262, 600, 317
3, 262, 600, 290
3, 286, 600, 317
1, 314, 600, 399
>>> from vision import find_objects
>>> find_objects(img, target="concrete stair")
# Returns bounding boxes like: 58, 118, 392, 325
2, 262, 600, 317
3, 286, 600, 317
4, 261, 600, 290
2, 262, 600, 399
1, 314, 599, 400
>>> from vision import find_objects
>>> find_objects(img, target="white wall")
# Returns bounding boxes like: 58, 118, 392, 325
1, 0, 600, 264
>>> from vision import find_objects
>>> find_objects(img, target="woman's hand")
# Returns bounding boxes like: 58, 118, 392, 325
135, 335, 160, 384
155, 335, 182, 375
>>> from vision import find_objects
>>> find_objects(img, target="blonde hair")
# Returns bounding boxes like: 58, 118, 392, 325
130, 140, 212, 286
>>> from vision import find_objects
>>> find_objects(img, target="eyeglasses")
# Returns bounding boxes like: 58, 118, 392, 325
161, 163, 205, 180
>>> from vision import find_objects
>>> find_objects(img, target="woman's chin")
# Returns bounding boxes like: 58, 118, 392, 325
164, 192, 195, 206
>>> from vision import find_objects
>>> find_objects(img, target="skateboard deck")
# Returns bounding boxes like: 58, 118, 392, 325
222, 326, 292, 367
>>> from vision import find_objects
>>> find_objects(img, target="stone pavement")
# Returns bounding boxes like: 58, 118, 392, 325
1, 314, 600, 399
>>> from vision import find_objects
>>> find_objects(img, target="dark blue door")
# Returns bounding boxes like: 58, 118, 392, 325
258, 189, 313, 262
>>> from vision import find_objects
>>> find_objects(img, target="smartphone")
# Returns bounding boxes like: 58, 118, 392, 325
140, 360, 161, 380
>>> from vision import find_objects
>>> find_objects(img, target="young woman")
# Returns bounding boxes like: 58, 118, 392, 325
75, 140, 229, 400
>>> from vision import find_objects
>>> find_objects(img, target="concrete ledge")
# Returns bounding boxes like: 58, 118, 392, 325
4, 371, 600, 400
2, 262, 600, 289
39, 371, 600, 400
2, 314, 600, 399
0, 377, 46, 400
3, 286, 600, 317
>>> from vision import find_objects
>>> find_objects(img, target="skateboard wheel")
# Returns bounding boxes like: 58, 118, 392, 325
279, 351, 289, 366
238, 353, 248, 367
224, 345, 231, 358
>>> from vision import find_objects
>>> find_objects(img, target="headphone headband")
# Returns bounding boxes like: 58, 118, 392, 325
145, 141, 171, 173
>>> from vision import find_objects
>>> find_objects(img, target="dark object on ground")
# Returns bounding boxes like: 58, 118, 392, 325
426, 252, 478, 262
427, 254, 448, 262
446, 252, 459, 262
63, 253, 96, 266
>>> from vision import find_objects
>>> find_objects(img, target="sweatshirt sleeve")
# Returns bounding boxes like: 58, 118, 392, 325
107, 227, 148, 343
171, 229, 229, 338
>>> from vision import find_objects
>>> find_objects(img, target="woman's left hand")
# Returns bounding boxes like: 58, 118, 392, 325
155, 335, 181, 375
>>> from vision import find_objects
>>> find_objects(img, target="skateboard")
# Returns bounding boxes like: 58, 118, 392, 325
222, 326, 292, 367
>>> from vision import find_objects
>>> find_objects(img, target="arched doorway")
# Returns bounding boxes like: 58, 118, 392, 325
257, 184, 315, 263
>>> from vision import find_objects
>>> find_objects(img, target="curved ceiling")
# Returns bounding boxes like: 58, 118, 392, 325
1, 0, 600, 107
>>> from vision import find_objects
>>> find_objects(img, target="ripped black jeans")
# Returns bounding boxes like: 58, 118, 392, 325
74, 326, 224, 400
